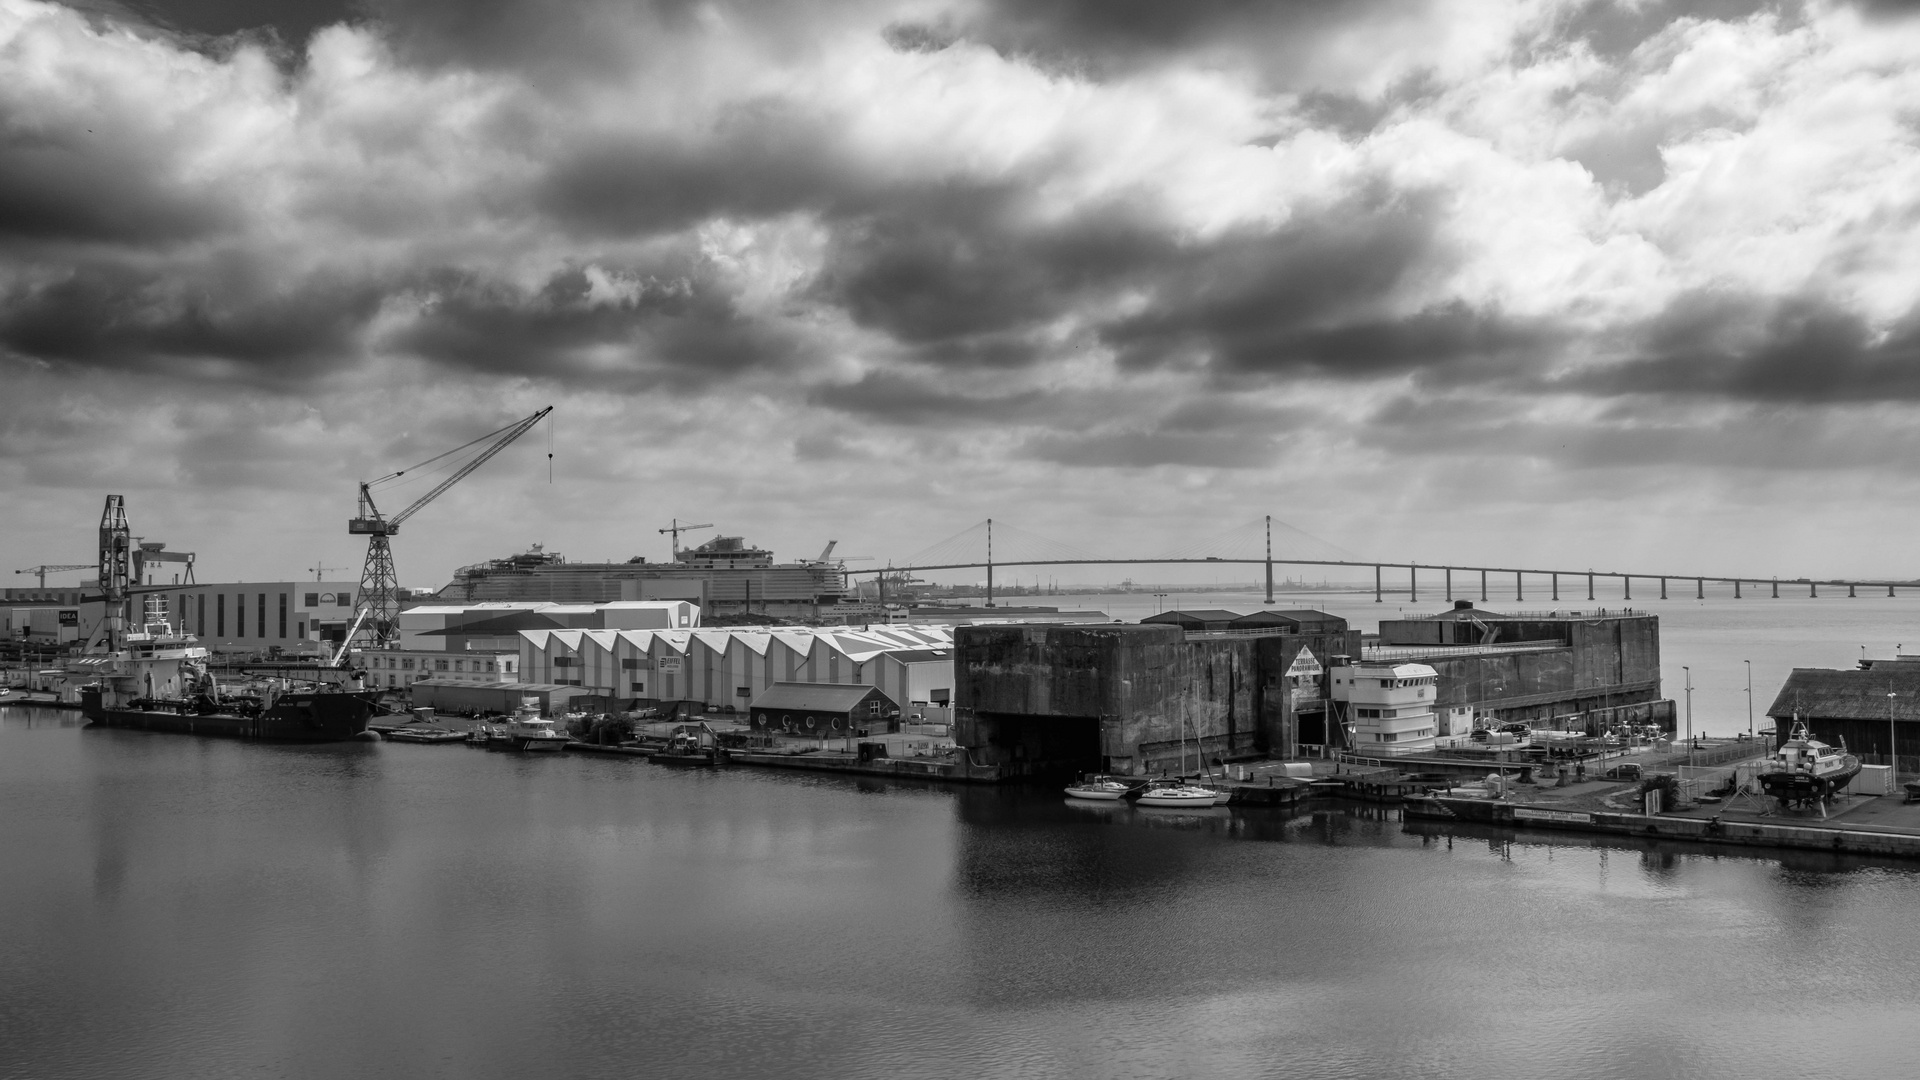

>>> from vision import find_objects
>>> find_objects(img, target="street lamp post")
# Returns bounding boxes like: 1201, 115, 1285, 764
1744, 660, 1753, 738
1889, 685, 1899, 779
1683, 665, 1694, 770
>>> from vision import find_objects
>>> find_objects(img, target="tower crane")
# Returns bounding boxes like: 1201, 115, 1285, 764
13, 564, 93, 588
658, 519, 712, 556
338, 406, 552, 659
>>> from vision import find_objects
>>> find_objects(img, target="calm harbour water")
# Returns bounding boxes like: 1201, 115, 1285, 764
6, 697, 1920, 1079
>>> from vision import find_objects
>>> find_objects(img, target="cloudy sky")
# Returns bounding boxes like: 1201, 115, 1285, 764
5, 0, 1920, 589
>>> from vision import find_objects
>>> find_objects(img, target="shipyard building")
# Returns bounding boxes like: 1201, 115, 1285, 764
952, 603, 1672, 777
1768, 657, 1920, 772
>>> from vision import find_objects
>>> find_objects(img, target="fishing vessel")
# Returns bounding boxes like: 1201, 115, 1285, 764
1757, 720, 1861, 810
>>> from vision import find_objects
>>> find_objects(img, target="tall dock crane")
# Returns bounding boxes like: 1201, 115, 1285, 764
341, 406, 552, 656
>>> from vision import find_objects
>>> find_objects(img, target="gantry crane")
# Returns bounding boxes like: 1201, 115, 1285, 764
13, 564, 93, 588
338, 406, 552, 659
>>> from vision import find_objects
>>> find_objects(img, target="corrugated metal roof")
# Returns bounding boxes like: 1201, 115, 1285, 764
1141, 609, 1243, 624
1766, 666, 1920, 721
749, 681, 891, 712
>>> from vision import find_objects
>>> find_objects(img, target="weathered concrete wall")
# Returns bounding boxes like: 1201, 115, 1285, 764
955, 624, 1361, 775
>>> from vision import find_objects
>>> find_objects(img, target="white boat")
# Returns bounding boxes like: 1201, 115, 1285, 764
1064, 779, 1131, 801
501, 701, 570, 753
1135, 783, 1222, 808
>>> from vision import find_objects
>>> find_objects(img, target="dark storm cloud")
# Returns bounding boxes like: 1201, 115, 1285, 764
1570, 293, 1920, 403
1021, 429, 1279, 469
807, 370, 1046, 424
388, 264, 813, 387
536, 103, 863, 237
0, 262, 383, 375
1095, 191, 1553, 384
816, 187, 1177, 365
945, 0, 1410, 80
0, 118, 231, 245
76, 0, 356, 44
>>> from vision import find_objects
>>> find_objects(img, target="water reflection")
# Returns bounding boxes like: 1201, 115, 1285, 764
6, 714, 1920, 1080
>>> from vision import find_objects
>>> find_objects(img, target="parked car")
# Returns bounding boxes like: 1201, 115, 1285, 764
1603, 763, 1643, 781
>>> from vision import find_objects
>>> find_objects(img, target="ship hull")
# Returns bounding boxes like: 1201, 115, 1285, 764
81, 689, 379, 742
1759, 758, 1862, 807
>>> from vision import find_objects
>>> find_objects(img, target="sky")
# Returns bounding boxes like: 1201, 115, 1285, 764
5, 0, 1920, 590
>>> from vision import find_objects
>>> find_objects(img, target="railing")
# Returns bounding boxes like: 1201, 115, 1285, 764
1363, 640, 1566, 660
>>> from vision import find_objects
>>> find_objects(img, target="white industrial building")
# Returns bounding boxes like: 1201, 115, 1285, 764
516, 624, 956, 715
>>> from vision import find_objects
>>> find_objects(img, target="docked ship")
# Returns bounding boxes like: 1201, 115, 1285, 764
68, 495, 379, 742
75, 598, 380, 741
440, 535, 873, 621
1757, 720, 1861, 810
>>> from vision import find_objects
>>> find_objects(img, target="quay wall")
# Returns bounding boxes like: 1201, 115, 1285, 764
1407, 796, 1920, 859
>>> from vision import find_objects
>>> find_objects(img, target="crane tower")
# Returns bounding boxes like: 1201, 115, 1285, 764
343, 406, 552, 654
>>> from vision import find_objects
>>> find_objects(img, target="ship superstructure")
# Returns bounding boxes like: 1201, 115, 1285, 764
443, 536, 856, 619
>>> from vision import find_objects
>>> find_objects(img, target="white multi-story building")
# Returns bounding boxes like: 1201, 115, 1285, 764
356, 649, 520, 690
1331, 660, 1440, 754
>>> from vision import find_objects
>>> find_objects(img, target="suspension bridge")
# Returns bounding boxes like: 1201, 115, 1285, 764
849, 517, 1920, 606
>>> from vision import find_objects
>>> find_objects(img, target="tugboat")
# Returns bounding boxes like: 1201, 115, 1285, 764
1758, 720, 1861, 811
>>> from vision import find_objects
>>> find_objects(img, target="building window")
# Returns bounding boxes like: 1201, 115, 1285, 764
485, 662, 495, 672
504, 661, 514, 673
337, 592, 353, 607
401, 659, 415, 670
278, 593, 287, 639
435, 659, 449, 671
236, 594, 244, 638
454, 660, 464, 672
258, 594, 266, 639
198, 594, 205, 634
306, 593, 319, 607
631, 681, 646, 692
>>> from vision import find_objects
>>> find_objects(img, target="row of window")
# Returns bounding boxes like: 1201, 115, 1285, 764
1372, 728, 1436, 742
365, 656, 513, 673
303, 592, 354, 608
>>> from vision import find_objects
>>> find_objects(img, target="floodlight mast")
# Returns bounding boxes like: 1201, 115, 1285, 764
340, 406, 552, 661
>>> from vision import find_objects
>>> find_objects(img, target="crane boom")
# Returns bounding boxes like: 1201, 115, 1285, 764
391, 407, 553, 529
14, 564, 93, 588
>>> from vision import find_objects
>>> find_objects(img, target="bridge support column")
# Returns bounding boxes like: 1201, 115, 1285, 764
1810, 582, 1818, 598
1623, 575, 1631, 601
1849, 583, 1857, 598
1446, 568, 1452, 602
1375, 565, 1382, 603
1587, 573, 1594, 601
1659, 577, 1667, 600
1772, 577, 1779, 598
1515, 572, 1523, 602
1410, 566, 1417, 604
1551, 573, 1558, 602
1480, 570, 1487, 602
1735, 579, 1742, 599
1697, 577, 1704, 600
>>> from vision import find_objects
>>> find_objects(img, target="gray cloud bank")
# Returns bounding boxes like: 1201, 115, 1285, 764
6, 0, 1920, 577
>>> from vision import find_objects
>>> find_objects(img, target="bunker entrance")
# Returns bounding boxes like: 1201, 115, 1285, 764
975, 712, 1102, 779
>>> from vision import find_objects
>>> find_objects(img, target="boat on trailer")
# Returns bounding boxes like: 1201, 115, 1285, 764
1758, 720, 1861, 812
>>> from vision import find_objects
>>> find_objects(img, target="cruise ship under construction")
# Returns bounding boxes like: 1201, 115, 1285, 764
436, 536, 865, 621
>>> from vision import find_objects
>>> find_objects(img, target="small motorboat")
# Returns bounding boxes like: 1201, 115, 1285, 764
648, 725, 720, 767
1064, 778, 1132, 801
1134, 783, 1223, 808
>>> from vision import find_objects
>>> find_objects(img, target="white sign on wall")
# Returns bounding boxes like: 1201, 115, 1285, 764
1285, 647, 1323, 679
